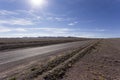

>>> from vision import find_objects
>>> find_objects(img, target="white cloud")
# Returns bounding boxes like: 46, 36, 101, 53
0, 26, 11, 32
0, 27, 73, 37
68, 23, 75, 26
0, 10, 107, 38
0, 28, 108, 38
55, 17, 64, 21
74, 33, 96, 38
0, 10, 18, 15
0, 18, 34, 25
0, 26, 107, 38
0, 26, 27, 33
76, 28, 106, 32
46, 17, 68, 21
28, 27, 71, 34
14, 28, 27, 32
0, 27, 71, 33
46, 16, 74, 22
68, 21, 78, 26
0, 10, 75, 25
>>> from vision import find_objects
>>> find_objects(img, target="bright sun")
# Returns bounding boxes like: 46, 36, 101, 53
30, 0, 46, 8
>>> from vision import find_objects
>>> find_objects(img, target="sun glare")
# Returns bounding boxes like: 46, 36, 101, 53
30, 0, 46, 8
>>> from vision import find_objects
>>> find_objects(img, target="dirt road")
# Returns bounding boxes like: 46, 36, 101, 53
0, 40, 94, 79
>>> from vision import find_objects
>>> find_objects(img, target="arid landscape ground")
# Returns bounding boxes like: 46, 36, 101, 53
0, 0, 120, 80
0, 38, 120, 80
62, 39, 120, 80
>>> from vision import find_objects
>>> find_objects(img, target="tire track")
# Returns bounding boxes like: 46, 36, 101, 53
8, 40, 100, 80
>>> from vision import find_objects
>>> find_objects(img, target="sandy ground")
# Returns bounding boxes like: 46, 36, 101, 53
62, 39, 120, 80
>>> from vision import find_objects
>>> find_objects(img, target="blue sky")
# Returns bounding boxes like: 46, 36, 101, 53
0, 0, 120, 38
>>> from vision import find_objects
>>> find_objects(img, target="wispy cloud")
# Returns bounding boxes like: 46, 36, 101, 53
0, 10, 76, 25
0, 10, 18, 15
0, 18, 34, 25
0, 26, 27, 32
0, 26, 74, 37
68, 21, 78, 26
0, 25, 107, 38
77, 28, 106, 32
0, 9, 108, 38
14, 28, 27, 32
46, 16, 73, 22
0, 26, 11, 32
0, 26, 71, 33
29, 27, 71, 34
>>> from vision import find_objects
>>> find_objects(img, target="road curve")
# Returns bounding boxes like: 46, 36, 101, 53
0, 40, 93, 73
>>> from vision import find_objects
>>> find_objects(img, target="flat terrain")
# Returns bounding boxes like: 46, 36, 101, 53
0, 37, 89, 51
0, 40, 94, 79
0, 41, 90, 65
62, 39, 120, 80
0, 39, 120, 80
